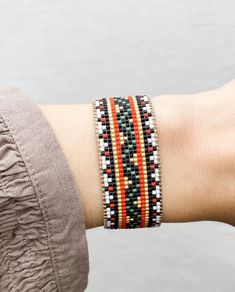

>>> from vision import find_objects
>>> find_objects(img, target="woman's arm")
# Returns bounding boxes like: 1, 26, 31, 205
38, 80, 235, 228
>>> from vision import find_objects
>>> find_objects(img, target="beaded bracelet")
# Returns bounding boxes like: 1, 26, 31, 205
93, 95, 162, 229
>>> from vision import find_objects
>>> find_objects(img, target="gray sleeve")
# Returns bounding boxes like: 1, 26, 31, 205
0, 87, 89, 292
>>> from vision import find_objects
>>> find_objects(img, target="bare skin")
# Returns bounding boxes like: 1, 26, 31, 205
38, 80, 235, 229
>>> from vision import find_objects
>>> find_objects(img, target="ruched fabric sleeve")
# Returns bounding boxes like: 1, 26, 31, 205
0, 87, 89, 292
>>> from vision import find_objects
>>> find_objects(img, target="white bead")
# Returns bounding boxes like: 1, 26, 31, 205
155, 169, 159, 175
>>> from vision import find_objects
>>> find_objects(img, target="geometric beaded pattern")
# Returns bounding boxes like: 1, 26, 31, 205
92, 96, 162, 229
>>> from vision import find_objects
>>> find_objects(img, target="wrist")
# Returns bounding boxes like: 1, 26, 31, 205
38, 85, 235, 228
151, 94, 218, 223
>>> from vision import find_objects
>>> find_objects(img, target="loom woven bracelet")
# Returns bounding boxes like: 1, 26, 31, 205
93, 96, 162, 229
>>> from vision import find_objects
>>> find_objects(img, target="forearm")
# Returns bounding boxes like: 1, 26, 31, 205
38, 83, 235, 228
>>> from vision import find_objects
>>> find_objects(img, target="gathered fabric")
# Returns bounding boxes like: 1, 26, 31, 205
0, 114, 58, 291
0, 87, 89, 292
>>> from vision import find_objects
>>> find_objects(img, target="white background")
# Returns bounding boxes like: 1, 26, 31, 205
0, 1, 234, 291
